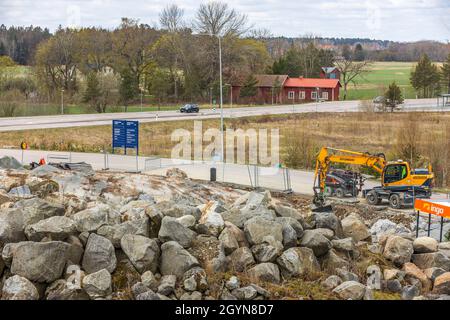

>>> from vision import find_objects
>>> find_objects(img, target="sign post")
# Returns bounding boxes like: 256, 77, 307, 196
20, 141, 28, 165
112, 120, 140, 172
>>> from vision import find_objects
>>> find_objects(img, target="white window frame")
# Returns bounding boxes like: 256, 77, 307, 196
311, 91, 318, 100
288, 91, 295, 100
299, 91, 305, 100
322, 91, 329, 100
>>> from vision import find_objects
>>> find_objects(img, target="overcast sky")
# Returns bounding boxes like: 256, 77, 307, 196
1, 0, 449, 42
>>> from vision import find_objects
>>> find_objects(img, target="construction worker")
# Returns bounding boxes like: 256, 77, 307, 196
401, 165, 407, 180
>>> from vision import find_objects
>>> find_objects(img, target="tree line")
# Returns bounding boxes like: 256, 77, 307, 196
21, 3, 277, 111
0, 25, 51, 65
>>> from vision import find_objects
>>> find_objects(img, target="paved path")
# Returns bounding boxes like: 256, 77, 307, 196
0, 99, 445, 132
1, 148, 447, 203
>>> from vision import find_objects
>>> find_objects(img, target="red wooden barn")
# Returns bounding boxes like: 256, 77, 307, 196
282, 77, 341, 103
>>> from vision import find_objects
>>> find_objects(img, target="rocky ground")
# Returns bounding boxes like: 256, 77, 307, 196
0, 156, 450, 300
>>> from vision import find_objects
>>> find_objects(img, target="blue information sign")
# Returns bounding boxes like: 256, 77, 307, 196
112, 120, 139, 154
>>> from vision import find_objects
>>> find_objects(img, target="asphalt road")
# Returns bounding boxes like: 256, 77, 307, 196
0, 98, 445, 132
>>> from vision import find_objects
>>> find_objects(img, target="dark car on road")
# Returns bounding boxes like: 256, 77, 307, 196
180, 104, 199, 113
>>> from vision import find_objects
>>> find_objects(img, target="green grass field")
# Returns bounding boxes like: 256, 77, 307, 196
344, 61, 444, 101
345, 62, 417, 100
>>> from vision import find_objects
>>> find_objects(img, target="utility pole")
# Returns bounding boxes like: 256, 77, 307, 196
61, 89, 65, 115
218, 36, 224, 164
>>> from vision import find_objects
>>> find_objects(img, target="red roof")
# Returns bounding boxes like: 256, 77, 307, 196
284, 78, 341, 89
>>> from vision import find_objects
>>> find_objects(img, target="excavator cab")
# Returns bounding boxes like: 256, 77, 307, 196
382, 163, 409, 185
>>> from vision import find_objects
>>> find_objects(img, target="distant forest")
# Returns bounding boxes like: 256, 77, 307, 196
0, 24, 449, 65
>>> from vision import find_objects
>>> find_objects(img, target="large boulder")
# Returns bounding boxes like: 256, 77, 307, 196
1, 275, 39, 300
341, 214, 370, 242
73, 204, 120, 233
413, 237, 439, 254
229, 247, 255, 272
370, 219, 411, 241
198, 201, 225, 237
235, 191, 271, 211
314, 212, 344, 238
82, 269, 112, 299
218, 227, 239, 255
160, 241, 199, 278
10, 241, 70, 282
120, 235, 160, 274
24, 216, 77, 241
322, 275, 342, 290
383, 236, 413, 266
0, 190, 12, 206
332, 238, 358, 258
411, 252, 450, 271
8, 185, 31, 198
321, 249, 350, 272
82, 233, 117, 274
182, 267, 208, 292
251, 236, 283, 263
222, 207, 277, 229
433, 272, 450, 294
276, 247, 320, 279
272, 203, 303, 222
14, 198, 65, 226
332, 281, 366, 300
439, 242, 450, 258
277, 217, 304, 248
0, 208, 26, 245
403, 262, 431, 290
155, 201, 200, 220
45, 279, 90, 300
248, 262, 281, 284
300, 230, 332, 257
97, 218, 149, 248
0, 156, 23, 170
244, 216, 283, 246
158, 216, 197, 248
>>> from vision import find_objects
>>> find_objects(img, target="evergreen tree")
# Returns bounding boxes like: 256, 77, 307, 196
119, 70, 137, 110
353, 43, 365, 61
0, 42, 5, 56
240, 75, 258, 99
441, 54, 450, 94
384, 81, 404, 112
410, 54, 441, 98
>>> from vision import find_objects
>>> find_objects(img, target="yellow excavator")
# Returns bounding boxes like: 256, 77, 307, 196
313, 147, 434, 209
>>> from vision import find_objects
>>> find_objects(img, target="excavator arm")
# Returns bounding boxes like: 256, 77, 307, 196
313, 147, 386, 206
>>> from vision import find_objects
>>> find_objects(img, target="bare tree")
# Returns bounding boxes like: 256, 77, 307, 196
194, 1, 249, 36
334, 58, 372, 100
159, 4, 185, 32
248, 28, 273, 39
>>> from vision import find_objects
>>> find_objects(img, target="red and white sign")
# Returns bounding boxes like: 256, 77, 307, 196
415, 199, 450, 218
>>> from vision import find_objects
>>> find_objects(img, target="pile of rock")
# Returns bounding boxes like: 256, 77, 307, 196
0, 165, 449, 301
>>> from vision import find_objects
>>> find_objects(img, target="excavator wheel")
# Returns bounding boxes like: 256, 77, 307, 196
334, 188, 345, 198
389, 193, 402, 209
366, 190, 381, 205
